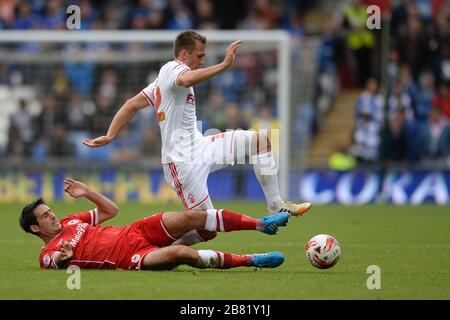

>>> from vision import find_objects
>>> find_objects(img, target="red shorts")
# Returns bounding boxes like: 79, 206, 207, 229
118, 212, 178, 270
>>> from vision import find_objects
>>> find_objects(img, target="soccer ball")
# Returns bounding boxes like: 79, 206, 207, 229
306, 234, 341, 269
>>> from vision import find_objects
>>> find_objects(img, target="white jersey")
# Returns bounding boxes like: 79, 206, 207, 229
141, 60, 205, 163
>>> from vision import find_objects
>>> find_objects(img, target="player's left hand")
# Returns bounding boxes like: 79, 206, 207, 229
223, 40, 242, 67
64, 178, 90, 198
82, 136, 113, 148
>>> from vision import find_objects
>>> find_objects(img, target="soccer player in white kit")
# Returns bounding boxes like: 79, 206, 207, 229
83, 30, 311, 245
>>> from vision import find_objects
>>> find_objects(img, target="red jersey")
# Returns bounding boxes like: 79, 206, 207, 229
40, 210, 175, 270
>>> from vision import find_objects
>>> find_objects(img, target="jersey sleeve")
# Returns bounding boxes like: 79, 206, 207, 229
40, 248, 60, 269
141, 80, 157, 107
164, 62, 191, 88
61, 208, 99, 226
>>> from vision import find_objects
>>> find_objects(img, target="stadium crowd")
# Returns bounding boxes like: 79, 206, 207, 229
349, 0, 450, 166
0, 0, 449, 169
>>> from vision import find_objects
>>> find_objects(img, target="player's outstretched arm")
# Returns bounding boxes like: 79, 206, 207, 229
177, 40, 241, 88
64, 178, 119, 224
82, 92, 148, 148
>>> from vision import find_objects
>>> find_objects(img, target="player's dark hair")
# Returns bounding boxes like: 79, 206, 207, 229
173, 30, 207, 58
19, 197, 45, 236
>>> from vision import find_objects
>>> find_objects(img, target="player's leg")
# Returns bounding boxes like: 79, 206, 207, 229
162, 208, 292, 237
208, 130, 284, 212
213, 129, 283, 212
250, 130, 313, 214
140, 245, 285, 270
163, 162, 216, 245
184, 196, 217, 243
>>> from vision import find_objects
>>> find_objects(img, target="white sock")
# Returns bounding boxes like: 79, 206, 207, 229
251, 151, 283, 212
204, 209, 224, 232
195, 250, 221, 268
171, 230, 205, 246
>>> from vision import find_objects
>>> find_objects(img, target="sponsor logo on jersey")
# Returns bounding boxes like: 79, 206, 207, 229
131, 254, 141, 263
186, 93, 195, 105
69, 223, 88, 248
157, 111, 165, 122
188, 192, 196, 204
67, 219, 80, 225
43, 254, 51, 267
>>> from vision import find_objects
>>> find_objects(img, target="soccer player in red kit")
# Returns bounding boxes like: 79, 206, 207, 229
19, 178, 309, 270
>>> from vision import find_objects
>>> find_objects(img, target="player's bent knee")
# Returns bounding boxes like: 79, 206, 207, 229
183, 210, 205, 226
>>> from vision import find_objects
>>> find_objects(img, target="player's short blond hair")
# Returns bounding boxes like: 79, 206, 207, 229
174, 30, 207, 58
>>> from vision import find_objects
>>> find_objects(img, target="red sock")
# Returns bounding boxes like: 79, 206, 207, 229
216, 251, 252, 269
217, 209, 262, 232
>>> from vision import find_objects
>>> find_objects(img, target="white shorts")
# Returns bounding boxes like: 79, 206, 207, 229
162, 130, 254, 210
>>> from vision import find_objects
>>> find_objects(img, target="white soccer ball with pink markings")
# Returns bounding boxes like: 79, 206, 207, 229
306, 234, 341, 269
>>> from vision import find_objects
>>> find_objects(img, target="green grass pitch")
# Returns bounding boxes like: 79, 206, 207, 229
1, 200, 449, 300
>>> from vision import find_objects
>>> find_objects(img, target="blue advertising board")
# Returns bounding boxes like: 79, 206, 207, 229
294, 169, 450, 205
1, 168, 449, 204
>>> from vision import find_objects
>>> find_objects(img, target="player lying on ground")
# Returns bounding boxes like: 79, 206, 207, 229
19, 178, 310, 270
83, 30, 311, 246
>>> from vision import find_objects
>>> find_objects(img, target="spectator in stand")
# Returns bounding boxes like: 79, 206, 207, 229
395, 14, 427, 76
98, 69, 119, 102
194, 0, 220, 30
6, 126, 30, 160
252, 0, 280, 29
399, 64, 420, 113
12, 1, 39, 30
355, 77, 384, 126
350, 109, 381, 164
41, 0, 65, 29
416, 106, 450, 161
226, 103, 250, 131
203, 90, 227, 132
385, 107, 416, 163
34, 94, 66, 140
52, 67, 71, 104
0, 0, 15, 28
283, 11, 305, 37
9, 99, 33, 151
438, 42, 450, 84
342, 0, 376, 87
387, 47, 400, 88
428, 10, 450, 81
64, 45, 96, 98
387, 81, 415, 123
390, 0, 410, 39
66, 93, 88, 132
416, 70, 436, 124
79, 0, 100, 30
318, 17, 344, 76
165, 0, 194, 30
110, 128, 139, 162
0, 63, 9, 84
239, 0, 280, 30
48, 123, 75, 158
432, 82, 450, 119
88, 95, 116, 137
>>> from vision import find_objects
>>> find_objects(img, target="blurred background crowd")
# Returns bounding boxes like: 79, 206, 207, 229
0, 0, 449, 170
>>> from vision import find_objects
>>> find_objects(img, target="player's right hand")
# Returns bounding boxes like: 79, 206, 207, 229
223, 40, 241, 67
58, 240, 73, 261
82, 136, 113, 148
